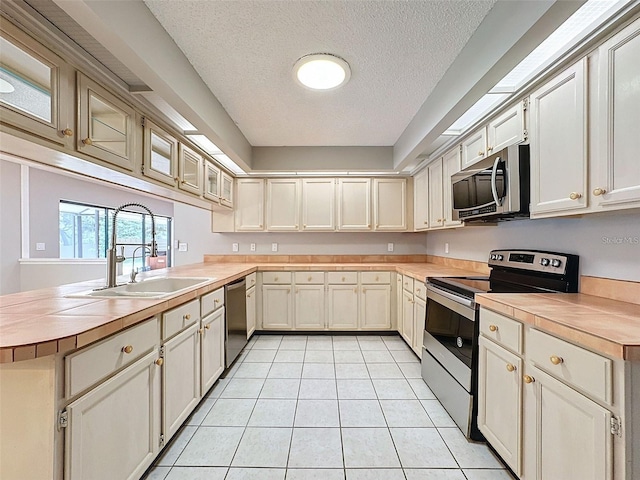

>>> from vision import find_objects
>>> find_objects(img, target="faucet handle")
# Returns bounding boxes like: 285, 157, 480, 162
130, 268, 138, 283
116, 246, 126, 263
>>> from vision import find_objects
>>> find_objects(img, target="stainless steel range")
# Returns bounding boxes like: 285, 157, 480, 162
421, 249, 579, 440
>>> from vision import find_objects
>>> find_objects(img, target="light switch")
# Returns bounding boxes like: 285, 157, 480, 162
232, 243, 239, 252
178, 243, 188, 252
250, 243, 256, 252
36, 242, 45, 251
271, 243, 278, 252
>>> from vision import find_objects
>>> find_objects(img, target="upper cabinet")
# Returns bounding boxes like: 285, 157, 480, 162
529, 59, 588, 216
373, 178, 407, 231
337, 178, 371, 231
77, 73, 136, 171
235, 178, 265, 231
266, 179, 300, 231
487, 102, 525, 155
178, 144, 203, 195
461, 127, 487, 169
427, 159, 444, 229
442, 147, 462, 227
592, 18, 640, 210
204, 160, 221, 201
0, 23, 74, 149
220, 172, 234, 208
142, 119, 178, 186
301, 178, 335, 231
413, 168, 429, 231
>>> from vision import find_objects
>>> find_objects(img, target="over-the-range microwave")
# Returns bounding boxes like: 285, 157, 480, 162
451, 144, 530, 222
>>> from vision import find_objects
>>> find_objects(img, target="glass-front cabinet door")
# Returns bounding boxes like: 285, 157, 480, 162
143, 119, 178, 186
220, 172, 234, 207
77, 73, 135, 171
204, 160, 221, 201
0, 20, 73, 147
178, 144, 203, 195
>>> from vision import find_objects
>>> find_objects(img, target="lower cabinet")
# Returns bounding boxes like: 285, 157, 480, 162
201, 307, 225, 395
246, 285, 256, 338
295, 284, 326, 329
359, 284, 391, 329
412, 297, 426, 357
327, 284, 359, 329
262, 284, 294, 329
65, 350, 161, 480
401, 289, 414, 345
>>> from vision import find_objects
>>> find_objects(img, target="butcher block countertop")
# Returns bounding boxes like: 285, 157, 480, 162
0, 261, 478, 363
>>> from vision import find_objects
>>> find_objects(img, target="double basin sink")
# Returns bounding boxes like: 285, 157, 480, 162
69, 277, 214, 299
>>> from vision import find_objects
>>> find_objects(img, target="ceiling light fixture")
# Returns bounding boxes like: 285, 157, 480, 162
0, 78, 15, 94
293, 53, 351, 91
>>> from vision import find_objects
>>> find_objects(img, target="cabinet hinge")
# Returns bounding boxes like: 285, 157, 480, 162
523, 129, 529, 141
610, 416, 622, 437
141, 116, 146, 128
159, 346, 165, 358
58, 410, 68, 429
523, 97, 529, 111
159, 434, 165, 448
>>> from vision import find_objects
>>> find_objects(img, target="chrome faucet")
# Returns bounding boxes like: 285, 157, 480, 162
106, 203, 157, 288
130, 246, 151, 283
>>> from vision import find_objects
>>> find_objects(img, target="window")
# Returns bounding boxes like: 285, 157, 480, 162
59, 200, 172, 274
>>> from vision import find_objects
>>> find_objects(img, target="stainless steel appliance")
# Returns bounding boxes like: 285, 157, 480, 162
224, 277, 248, 368
421, 249, 579, 440
452, 144, 530, 222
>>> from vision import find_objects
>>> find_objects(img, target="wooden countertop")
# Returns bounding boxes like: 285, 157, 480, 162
0, 262, 476, 363
476, 293, 640, 361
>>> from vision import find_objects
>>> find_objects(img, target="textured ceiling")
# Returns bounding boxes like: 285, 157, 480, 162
143, 0, 498, 147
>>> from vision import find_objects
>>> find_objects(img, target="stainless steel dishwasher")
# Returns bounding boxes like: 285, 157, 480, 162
224, 277, 248, 368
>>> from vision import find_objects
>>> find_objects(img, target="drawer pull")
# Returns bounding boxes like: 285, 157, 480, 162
308, 276, 312, 281
550, 355, 563, 365
416, 288, 421, 294
184, 314, 191, 320
122, 345, 133, 354
593, 187, 606, 196
199, 328, 204, 334
275, 277, 279, 281
62, 128, 74, 137
214, 299, 220, 304
82, 137, 93, 146
342, 276, 346, 282
205, 324, 211, 330
375, 276, 379, 281
506, 363, 516, 372
362, 288, 367, 293
523, 375, 535, 384
155, 358, 164, 366
569, 192, 582, 200
354, 287, 358, 293
489, 325, 498, 332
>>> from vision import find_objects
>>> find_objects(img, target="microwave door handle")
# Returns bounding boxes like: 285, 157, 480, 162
491, 157, 503, 206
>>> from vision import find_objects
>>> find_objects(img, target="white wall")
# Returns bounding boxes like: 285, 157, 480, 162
426, 211, 640, 281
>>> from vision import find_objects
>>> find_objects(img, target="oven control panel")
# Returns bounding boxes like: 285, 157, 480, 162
488, 250, 571, 275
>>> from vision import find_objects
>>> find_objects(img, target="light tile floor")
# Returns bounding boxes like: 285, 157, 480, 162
144, 334, 514, 480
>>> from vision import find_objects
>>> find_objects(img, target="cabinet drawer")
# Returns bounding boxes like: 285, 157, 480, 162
480, 309, 523, 354
163, 299, 200, 340
294, 271, 325, 284
402, 275, 414, 292
262, 272, 292, 284
413, 282, 427, 301
327, 272, 358, 284
527, 328, 612, 405
65, 317, 159, 398
201, 287, 224, 317
246, 272, 257, 289
361, 272, 391, 284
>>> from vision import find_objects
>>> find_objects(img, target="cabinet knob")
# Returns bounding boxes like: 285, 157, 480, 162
247, 293, 251, 298
506, 363, 516, 372
296, 288, 299, 294
287, 288, 291, 294
205, 324, 211, 330
489, 324, 498, 332
342, 277, 346, 282
424, 221, 428, 224
478, 151, 484, 157
295, 225, 299, 228
362, 288, 367, 293
214, 299, 220, 304
184, 313, 191, 320
308, 276, 312, 281
82, 137, 93, 146
122, 345, 133, 354
155, 358, 164, 366
487, 146, 493, 153
523, 375, 535, 384
354, 287, 358, 293
275, 277, 279, 281
550, 355, 563, 365
593, 187, 607, 196
62, 128, 73, 137
569, 192, 582, 200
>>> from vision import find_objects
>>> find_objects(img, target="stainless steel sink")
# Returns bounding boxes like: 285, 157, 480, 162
68, 277, 215, 299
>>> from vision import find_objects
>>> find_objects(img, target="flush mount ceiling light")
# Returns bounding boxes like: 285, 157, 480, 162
294, 53, 351, 91
0, 78, 15, 94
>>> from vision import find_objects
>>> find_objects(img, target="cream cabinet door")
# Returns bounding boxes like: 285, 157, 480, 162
427, 159, 444, 229
143, 119, 178, 186
442, 147, 462, 227
163, 323, 201, 441
487, 102, 525, 155
246, 286, 256, 338
220, 172, 234, 208
360, 284, 391, 329
204, 160, 221, 201
201, 307, 224, 396
178, 144, 203, 195
65, 351, 161, 480
294, 285, 326, 329
373, 178, 407, 231
267, 179, 300, 231
477, 336, 522, 476
235, 179, 265, 231
301, 178, 335, 231
262, 285, 293, 329
530, 59, 588, 216
413, 297, 426, 357
337, 178, 371, 230
396, 274, 403, 331
461, 127, 487, 168
401, 289, 414, 345
593, 19, 640, 209
327, 285, 358, 329
525, 365, 612, 480
413, 168, 429, 231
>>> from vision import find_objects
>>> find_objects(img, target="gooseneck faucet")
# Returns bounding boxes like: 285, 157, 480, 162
106, 202, 157, 288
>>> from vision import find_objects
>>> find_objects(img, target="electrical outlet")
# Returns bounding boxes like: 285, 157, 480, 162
387, 243, 394, 252
271, 243, 278, 252
232, 243, 239, 252
178, 243, 188, 252
445, 242, 450, 254
250, 243, 256, 252
36, 242, 45, 251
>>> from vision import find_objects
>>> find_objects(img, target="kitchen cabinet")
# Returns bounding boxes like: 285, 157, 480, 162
200, 307, 225, 395
413, 168, 429, 231
295, 284, 326, 329
0, 21, 74, 149
401, 288, 414, 345
529, 59, 588, 216
203, 160, 221, 202
427, 159, 444, 229
77, 73, 136, 171
373, 178, 407, 231
592, 18, 640, 210
143, 119, 178, 186
178, 143, 203, 195
235, 178, 265, 231
413, 296, 425, 358
461, 126, 487, 169
301, 178, 336, 231
266, 178, 300, 231
220, 172, 234, 208
262, 272, 293, 329
360, 283, 391, 329
246, 285, 256, 338
327, 284, 359, 329
337, 178, 371, 231
442, 146, 462, 227
487, 102, 525, 155
396, 274, 404, 332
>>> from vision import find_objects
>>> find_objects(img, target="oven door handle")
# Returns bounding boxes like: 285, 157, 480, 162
491, 156, 504, 207
426, 285, 476, 317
